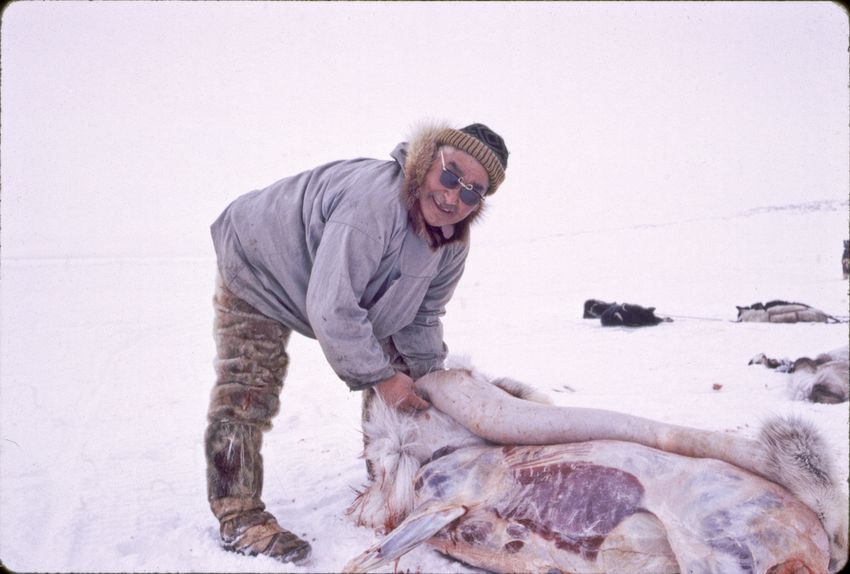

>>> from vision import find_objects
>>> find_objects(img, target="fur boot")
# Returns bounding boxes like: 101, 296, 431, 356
205, 275, 311, 564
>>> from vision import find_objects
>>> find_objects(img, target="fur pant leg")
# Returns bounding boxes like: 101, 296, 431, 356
204, 275, 310, 563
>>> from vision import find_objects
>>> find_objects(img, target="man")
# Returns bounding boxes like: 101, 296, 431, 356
205, 122, 509, 563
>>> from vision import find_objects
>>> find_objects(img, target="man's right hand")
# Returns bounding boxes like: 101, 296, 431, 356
375, 371, 430, 413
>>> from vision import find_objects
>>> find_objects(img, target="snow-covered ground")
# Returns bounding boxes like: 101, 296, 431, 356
1, 201, 847, 573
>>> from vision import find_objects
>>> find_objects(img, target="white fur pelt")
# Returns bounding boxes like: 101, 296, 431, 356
348, 394, 479, 533
789, 347, 849, 404
348, 364, 548, 533
751, 346, 849, 404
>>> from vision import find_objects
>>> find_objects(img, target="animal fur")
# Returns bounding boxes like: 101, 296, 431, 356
792, 358, 849, 404
583, 298, 614, 318
600, 303, 670, 326
759, 416, 848, 572
749, 346, 849, 404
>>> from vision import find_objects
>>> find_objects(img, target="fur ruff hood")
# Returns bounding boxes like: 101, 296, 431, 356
401, 124, 487, 250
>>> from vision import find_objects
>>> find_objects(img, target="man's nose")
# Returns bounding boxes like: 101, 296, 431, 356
442, 186, 460, 206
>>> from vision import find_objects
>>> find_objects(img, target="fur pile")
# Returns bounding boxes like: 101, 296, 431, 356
349, 391, 483, 533
749, 346, 849, 404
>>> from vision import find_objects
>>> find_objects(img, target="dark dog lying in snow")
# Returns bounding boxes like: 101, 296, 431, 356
749, 346, 849, 404
583, 299, 671, 327
736, 300, 835, 323
583, 299, 614, 319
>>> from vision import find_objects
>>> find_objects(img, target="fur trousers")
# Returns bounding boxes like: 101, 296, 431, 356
204, 275, 292, 524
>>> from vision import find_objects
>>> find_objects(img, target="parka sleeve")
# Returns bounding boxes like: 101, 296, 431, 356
305, 221, 396, 390
390, 242, 469, 379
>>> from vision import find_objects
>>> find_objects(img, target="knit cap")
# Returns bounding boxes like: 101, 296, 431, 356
435, 123, 509, 194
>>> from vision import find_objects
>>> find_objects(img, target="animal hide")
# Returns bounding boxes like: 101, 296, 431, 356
750, 346, 849, 404
346, 368, 847, 573
347, 442, 830, 574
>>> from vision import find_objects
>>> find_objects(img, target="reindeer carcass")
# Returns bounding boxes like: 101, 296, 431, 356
345, 369, 846, 573
749, 346, 849, 404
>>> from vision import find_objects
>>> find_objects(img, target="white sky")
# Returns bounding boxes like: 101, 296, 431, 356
1, 1, 848, 259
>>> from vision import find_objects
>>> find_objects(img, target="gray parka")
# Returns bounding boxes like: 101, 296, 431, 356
211, 126, 482, 391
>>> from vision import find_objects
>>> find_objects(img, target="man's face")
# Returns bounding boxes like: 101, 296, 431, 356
418, 147, 489, 228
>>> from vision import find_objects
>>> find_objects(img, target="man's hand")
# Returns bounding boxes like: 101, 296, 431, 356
375, 372, 430, 412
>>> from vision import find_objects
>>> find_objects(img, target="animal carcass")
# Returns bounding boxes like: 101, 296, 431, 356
348, 442, 828, 574
749, 346, 849, 404
345, 369, 847, 573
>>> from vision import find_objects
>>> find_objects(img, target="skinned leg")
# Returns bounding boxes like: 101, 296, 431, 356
205, 275, 311, 563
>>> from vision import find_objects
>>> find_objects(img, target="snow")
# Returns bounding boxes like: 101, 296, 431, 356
1, 203, 848, 573
1, 2, 848, 573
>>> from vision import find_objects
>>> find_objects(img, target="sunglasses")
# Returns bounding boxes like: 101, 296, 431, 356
439, 149, 486, 206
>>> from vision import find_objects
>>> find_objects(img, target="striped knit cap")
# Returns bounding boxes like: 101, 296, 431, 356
435, 123, 509, 194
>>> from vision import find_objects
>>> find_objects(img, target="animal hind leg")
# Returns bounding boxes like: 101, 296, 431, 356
343, 502, 467, 573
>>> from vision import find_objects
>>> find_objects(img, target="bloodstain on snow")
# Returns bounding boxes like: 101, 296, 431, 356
495, 460, 645, 560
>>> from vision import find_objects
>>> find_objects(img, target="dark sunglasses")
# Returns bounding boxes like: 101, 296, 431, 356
439, 149, 486, 206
